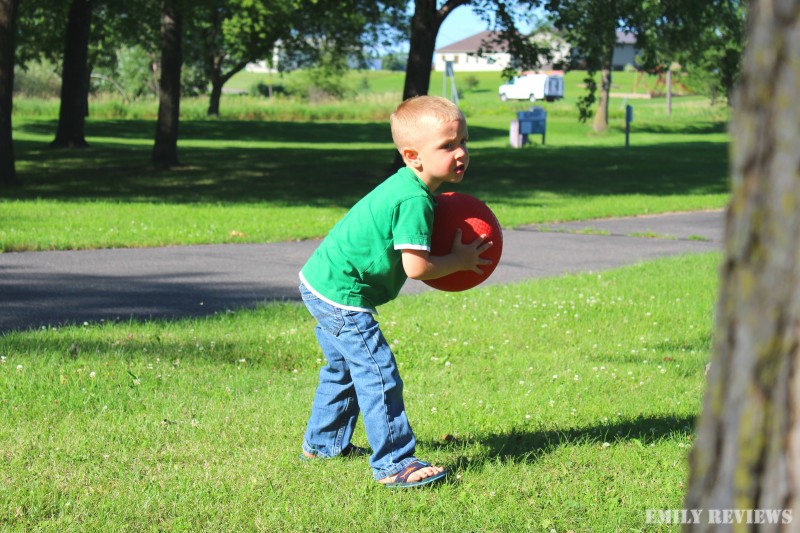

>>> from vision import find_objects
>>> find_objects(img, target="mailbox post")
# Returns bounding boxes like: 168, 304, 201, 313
510, 106, 547, 148
625, 105, 633, 147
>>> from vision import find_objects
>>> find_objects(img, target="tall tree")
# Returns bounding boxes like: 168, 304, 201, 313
51, 0, 91, 148
402, 0, 466, 100
194, 0, 291, 116
393, 0, 543, 169
546, 0, 631, 132
632, 0, 747, 105
0, 0, 19, 186
402, 1, 544, 101
684, 0, 800, 526
152, 0, 182, 167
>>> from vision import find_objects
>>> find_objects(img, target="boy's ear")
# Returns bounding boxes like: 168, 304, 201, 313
401, 147, 422, 168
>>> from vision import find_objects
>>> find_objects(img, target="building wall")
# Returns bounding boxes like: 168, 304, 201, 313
433, 52, 511, 72
612, 44, 637, 69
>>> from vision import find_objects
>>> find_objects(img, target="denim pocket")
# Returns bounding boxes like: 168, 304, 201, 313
300, 284, 345, 336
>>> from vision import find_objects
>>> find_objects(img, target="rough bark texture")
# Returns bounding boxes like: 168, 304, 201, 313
685, 1, 800, 530
51, 0, 91, 148
592, 66, 611, 132
152, 1, 182, 167
0, 0, 19, 186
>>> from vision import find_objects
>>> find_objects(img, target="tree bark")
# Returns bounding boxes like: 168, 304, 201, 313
391, 0, 468, 170
402, 0, 442, 101
51, 0, 92, 149
685, 1, 800, 529
592, 61, 611, 133
207, 60, 248, 116
152, 1, 182, 167
401, 0, 469, 101
0, 0, 19, 186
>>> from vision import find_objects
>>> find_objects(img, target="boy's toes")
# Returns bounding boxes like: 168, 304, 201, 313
379, 460, 447, 488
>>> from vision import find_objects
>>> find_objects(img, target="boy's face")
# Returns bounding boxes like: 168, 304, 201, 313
404, 117, 469, 192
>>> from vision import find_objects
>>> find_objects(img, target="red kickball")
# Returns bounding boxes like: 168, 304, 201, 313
423, 192, 503, 292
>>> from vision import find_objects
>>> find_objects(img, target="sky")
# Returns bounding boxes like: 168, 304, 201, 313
434, 4, 539, 49
435, 6, 490, 49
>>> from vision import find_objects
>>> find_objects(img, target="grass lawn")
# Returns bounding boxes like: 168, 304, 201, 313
1, 69, 728, 530
1, 69, 729, 252
0, 252, 718, 531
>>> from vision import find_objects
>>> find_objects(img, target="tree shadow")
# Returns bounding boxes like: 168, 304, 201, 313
6, 119, 729, 206
419, 414, 695, 468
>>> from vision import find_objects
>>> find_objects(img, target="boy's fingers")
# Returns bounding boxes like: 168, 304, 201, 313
477, 240, 493, 252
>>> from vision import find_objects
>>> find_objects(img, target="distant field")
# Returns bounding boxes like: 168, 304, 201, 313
3, 67, 730, 252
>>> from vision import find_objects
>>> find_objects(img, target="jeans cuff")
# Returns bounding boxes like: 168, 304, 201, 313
372, 456, 417, 481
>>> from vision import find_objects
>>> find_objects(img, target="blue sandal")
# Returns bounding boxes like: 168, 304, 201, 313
384, 460, 447, 489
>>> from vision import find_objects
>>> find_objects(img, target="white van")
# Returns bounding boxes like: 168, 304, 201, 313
499, 73, 564, 102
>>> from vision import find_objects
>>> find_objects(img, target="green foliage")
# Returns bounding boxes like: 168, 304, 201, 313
112, 46, 158, 99
380, 52, 407, 71
12, 59, 60, 98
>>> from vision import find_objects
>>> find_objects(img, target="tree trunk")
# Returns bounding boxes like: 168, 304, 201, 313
392, 0, 467, 170
0, 0, 19, 186
208, 77, 223, 116
152, 1, 182, 168
207, 60, 247, 116
592, 65, 611, 133
402, 0, 441, 101
51, 0, 91, 148
685, 1, 800, 529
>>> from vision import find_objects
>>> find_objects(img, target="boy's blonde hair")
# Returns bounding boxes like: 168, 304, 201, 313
390, 96, 464, 150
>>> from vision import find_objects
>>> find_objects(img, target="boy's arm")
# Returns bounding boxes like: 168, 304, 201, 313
401, 228, 493, 281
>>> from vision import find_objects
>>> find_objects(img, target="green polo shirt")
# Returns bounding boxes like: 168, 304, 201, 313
300, 167, 434, 312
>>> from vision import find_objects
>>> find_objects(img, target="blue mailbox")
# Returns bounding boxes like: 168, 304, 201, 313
510, 106, 547, 148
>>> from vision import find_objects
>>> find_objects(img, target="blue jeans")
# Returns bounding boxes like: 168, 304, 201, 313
299, 283, 418, 480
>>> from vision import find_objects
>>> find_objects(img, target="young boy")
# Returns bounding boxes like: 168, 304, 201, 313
298, 96, 493, 488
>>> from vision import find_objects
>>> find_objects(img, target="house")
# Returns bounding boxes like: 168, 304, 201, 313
612, 31, 637, 69
433, 29, 638, 72
433, 31, 511, 72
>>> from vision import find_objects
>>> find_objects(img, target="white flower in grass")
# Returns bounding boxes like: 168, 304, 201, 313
602, 442, 611, 448
16, 365, 23, 372
90, 371, 96, 379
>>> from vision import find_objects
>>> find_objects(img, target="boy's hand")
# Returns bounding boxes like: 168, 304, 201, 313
450, 228, 493, 274
401, 228, 493, 281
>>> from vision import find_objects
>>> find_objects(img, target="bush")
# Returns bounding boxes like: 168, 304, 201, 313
14, 60, 61, 98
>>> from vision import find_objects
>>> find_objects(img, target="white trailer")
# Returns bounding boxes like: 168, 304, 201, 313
498, 73, 564, 102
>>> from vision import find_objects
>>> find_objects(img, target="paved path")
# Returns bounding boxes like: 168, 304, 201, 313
0, 210, 724, 333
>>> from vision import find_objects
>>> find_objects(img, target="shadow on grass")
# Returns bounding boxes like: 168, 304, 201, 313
6, 118, 729, 206
421, 414, 696, 467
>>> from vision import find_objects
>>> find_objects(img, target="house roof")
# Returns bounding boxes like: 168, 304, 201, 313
435, 29, 636, 54
616, 31, 636, 44
435, 30, 509, 53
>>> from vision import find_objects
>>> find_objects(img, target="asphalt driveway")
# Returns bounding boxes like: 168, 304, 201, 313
0, 210, 724, 333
